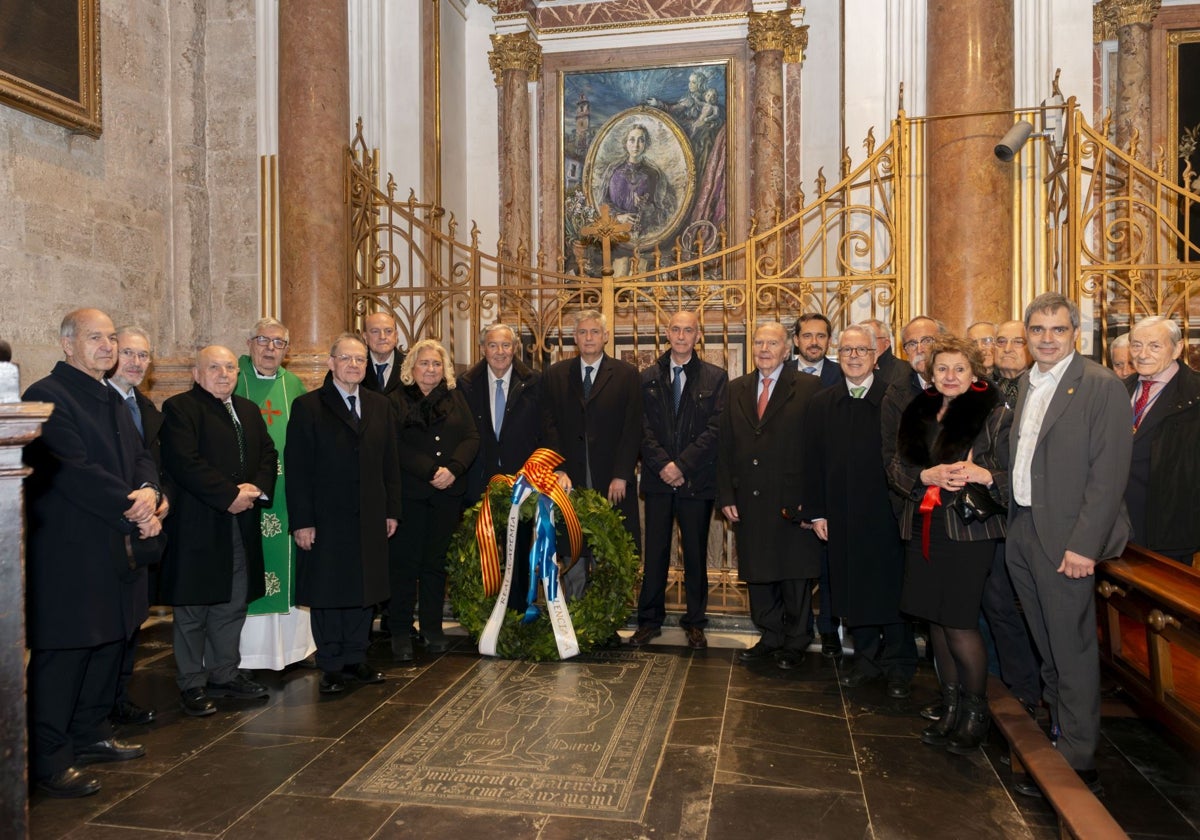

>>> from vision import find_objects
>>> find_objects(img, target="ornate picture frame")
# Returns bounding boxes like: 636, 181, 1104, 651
0, 0, 102, 136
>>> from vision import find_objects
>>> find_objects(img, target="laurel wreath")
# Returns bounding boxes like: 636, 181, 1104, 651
446, 483, 639, 661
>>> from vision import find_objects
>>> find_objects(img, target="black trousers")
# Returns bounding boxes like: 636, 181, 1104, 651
311, 606, 373, 673
747, 579, 814, 650
28, 640, 122, 779
848, 622, 917, 679
638, 494, 712, 629
392, 494, 462, 640
980, 540, 1041, 706
115, 628, 140, 706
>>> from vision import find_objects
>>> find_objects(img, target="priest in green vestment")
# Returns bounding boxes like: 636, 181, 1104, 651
236, 317, 316, 670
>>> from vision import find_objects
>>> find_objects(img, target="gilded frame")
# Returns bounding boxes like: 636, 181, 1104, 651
0, 0, 102, 136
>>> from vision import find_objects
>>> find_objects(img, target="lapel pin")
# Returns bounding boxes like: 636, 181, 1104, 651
1067, 388, 1075, 395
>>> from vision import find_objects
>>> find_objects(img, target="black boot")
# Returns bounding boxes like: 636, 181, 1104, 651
946, 690, 990, 754
920, 684, 959, 746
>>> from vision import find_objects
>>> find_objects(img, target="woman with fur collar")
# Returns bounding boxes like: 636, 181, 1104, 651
888, 335, 1012, 755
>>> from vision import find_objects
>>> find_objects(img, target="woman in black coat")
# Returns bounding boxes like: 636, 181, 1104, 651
888, 335, 1011, 755
390, 339, 479, 656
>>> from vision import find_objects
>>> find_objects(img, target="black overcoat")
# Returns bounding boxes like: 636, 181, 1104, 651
392, 381, 480, 499
458, 358, 544, 499
160, 384, 278, 605
803, 377, 904, 625
286, 379, 403, 607
23, 362, 159, 648
362, 347, 406, 396
716, 364, 821, 582
542, 354, 643, 544
640, 350, 727, 499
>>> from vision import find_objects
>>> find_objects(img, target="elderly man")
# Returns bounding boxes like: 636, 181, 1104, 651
881, 316, 945, 498
234, 317, 315, 671
543, 309, 643, 548
718, 322, 823, 669
161, 346, 278, 717
991, 320, 1030, 406
1124, 315, 1200, 565
792, 312, 842, 387
105, 326, 168, 727
861, 317, 905, 387
24, 309, 162, 797
1007, 292, 1132, 797
804, 324, 915, 695
287, 334, 401, 694
1109, 334, 1134, 379
635, 309, 728, 649
361, 311, 405, 396
967, 321, 998, 376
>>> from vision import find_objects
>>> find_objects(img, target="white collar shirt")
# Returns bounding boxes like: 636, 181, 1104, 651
1012, 352, 1074, 505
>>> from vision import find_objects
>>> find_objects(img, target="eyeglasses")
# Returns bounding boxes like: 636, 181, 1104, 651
332, 354, 367, 365
252, 336, 289, 349
837, 346, 874, 357
995, 337, 1026, 348
118, 348, 151, 363
901, 336, 937, 352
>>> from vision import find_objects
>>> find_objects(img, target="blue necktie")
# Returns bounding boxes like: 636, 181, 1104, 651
347, 394, 358, 428
494, 379, 505, 438
672, 366, 684, 413
375, 362, 387, 386
583, 365, 594, 399
804, 365, 817, 376
125, 394, 144, 439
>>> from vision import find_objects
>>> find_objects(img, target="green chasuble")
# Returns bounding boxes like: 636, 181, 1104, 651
236, 355, 306, 615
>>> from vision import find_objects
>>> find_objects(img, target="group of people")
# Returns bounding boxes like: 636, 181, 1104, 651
19, 295, 1198, 801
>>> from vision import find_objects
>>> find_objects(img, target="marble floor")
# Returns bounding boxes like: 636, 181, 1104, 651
29, 621, 1200, 840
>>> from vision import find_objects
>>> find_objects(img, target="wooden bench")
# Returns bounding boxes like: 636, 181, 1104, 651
988, 676, 1127, 839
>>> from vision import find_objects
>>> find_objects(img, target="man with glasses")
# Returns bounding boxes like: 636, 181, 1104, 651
286, 334, 400, 694
967, 321, 998, 377
235, 318, 316, 672
991, 320, 1030, 406
1006, 292, 1131, 797
881, 316, 945, 483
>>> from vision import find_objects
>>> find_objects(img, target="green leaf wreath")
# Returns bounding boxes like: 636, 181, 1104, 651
447, 482, 639, 661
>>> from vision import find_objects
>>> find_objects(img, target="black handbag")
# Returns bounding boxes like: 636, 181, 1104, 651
952, 482, 1006, 524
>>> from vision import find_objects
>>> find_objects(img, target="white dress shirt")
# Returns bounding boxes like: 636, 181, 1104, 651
1012, 352, 1074, 505
488, 366, 513, 433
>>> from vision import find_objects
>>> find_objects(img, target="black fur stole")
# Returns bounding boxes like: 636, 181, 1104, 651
896, 382, 1000, 467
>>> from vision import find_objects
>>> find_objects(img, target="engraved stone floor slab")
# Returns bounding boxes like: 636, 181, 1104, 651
338, 650, 687, 820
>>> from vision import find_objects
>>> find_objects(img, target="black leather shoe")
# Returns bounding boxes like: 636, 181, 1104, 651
319, 673, 346, 694
738, 641, 780, 663
1017, 769, 1103, 798
392, 638, 414, 663
206, 674, 268, 699
839, 669, 877, 688
424, 636, 452, 654
343, 663, 385, 684
820, 632, 843, 658
886, 676, 913, 699
628, 625, 662, 647
111, 699, 156, 726
75, 738, 145, 765
684, 626, 708, 650
180, 687, 216, 717
775, 649, 805, 670
36, 767, 100, 798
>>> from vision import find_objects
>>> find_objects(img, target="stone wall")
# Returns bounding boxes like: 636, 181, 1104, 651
0, 0, 259, 394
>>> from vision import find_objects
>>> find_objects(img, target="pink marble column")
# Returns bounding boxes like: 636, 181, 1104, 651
1112, 0, 1161, 159
489, 33, 541, 264
926, 0, 1015, 334
278, 0, 350, 359
748, 12, 790, 227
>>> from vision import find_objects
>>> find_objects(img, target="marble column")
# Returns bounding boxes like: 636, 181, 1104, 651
926, 0, 1014, 334
1111, 0, 1161, 159
278, 0, 350, 378
748, 12, 791, 228
489, 32, 541, 264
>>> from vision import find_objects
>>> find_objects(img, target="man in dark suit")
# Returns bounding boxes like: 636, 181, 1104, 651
459, 322, 544, 499
287, 334, 402, 694
542, 309, 642, 549
23, 308, 162, 797
881, 315, 945, 478
105, 326, 168, 726
862, 317, 906, 387
1006, 292, 1132, 797
718, 321, 823, 669
1124, 315, 1200, 565
361, 311, 405, 396
805, 324, 915, 696
161, 345, 278, 717
634, 309, 728, 650
792, 312, 843, 387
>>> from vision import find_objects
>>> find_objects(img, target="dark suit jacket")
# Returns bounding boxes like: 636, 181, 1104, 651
160, 384, 278, 605
1009, 354, 1132, 562
716, 364, 822, 582
23, 362, 159, 648
287, 379, 403, 607
362, 347, 406, 396
875, 347, 907, 388
796, 356, 843, 388
458, 358, 543, 499
542, 353, 643, 543
640, 350, 727, 499
1125, 363, 1200, 553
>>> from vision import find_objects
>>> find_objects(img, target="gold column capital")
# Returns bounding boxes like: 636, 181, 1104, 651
785, 24, 809, 65
747, 10, 792, 55
1111, 0, 1161, 28
488, 31, 542, 86
1094, 0, 1118, 42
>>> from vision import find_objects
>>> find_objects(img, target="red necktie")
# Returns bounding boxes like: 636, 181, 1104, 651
757, 377, 772, 419
1132, 380, 1154, 431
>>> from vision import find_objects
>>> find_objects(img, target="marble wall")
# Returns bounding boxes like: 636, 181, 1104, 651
0, 0, 259, 392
